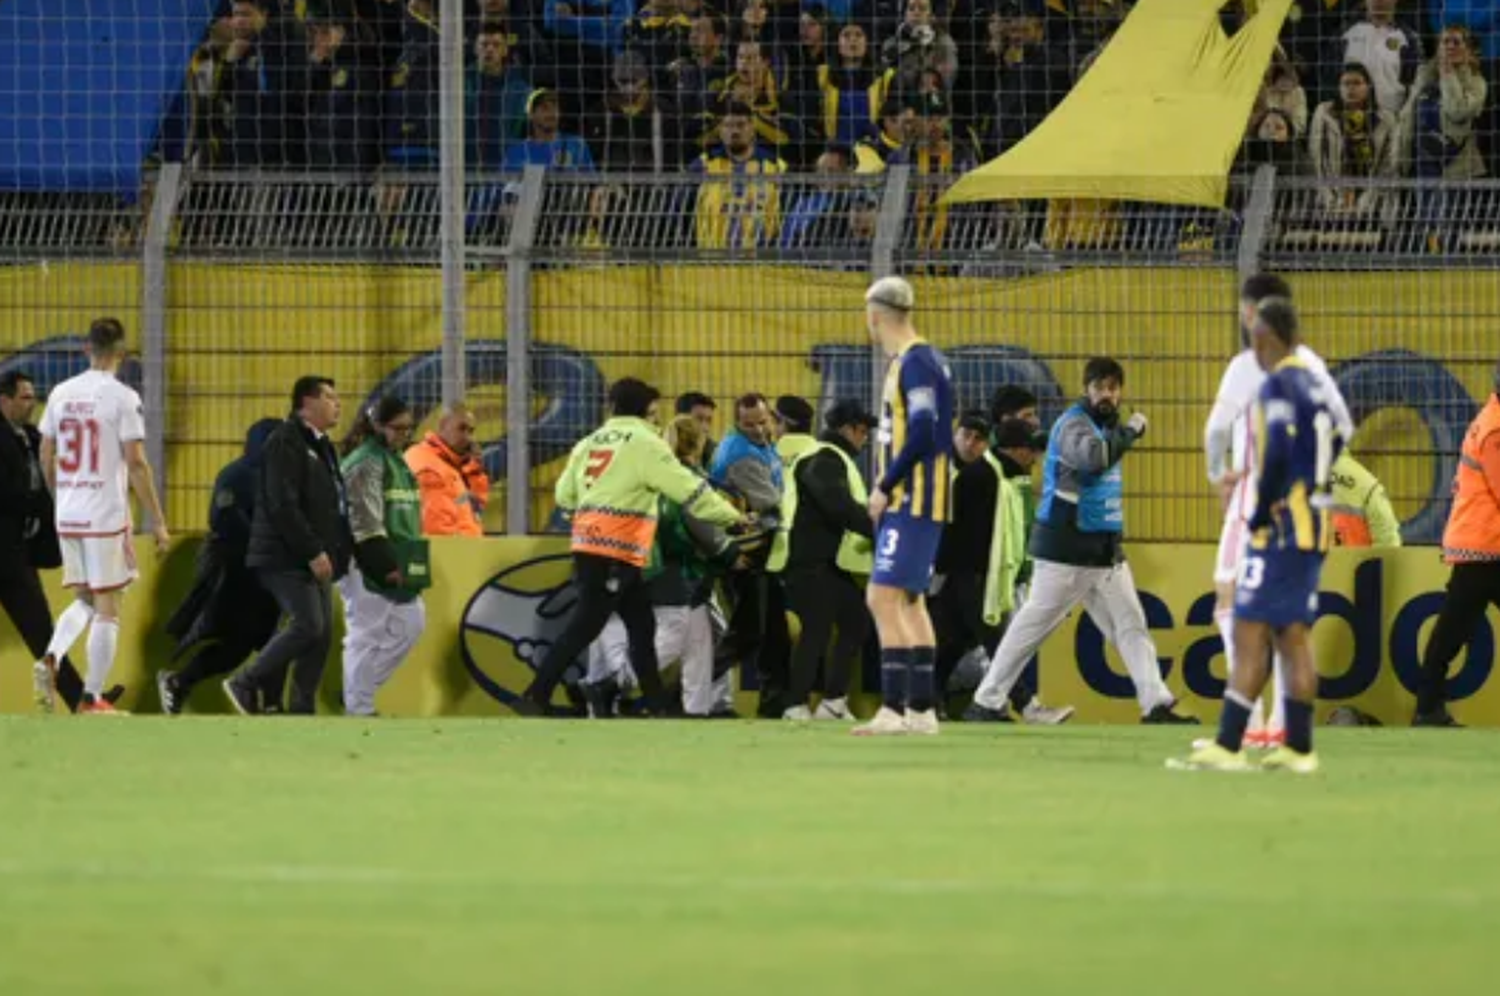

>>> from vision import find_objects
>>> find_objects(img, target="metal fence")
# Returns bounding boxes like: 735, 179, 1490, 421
3, 167, 1499, 544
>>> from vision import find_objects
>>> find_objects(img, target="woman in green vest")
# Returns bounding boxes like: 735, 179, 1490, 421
337, 396, 428, 716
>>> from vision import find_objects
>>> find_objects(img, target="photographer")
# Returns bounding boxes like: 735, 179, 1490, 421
882, 0, 959, 95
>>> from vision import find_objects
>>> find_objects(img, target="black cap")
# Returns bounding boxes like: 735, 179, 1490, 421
957, 409, 991, 434
825, 398, 878, 430
774, 395, 816, 433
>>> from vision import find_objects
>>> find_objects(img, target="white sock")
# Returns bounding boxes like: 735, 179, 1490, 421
1218, 608, 1265, 732
85, 618, 120, 697
46, 601, 95, 662
1269, 652, 1287, 730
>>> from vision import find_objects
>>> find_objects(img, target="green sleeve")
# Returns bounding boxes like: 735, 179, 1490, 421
1364, 484, 1403, 548
641, 436, 741, 527
555, 439, 587, 511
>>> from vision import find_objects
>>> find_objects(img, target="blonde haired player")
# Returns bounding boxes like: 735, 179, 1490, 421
1203, 276, 1351, 745
36, 318, 169, 714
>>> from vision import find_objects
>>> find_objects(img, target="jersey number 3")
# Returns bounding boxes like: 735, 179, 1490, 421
583, 449, 615, 488
57, 417, 101, 475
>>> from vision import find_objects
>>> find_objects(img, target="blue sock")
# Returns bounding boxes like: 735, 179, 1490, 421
881, 649, 912, 713
1216, 689, 1253, 752
1284, 698, 1314, 754
908, 646, 936, 713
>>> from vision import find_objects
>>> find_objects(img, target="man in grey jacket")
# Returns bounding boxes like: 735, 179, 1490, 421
969, 357, 1197, 725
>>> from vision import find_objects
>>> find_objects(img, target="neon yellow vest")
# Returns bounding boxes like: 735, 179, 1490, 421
767, 442, 873, 575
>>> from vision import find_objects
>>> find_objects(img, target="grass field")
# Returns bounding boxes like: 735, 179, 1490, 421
0, 718, 1495, 996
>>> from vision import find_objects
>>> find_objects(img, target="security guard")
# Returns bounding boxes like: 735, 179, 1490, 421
1413, 363, 1500, 727
524, 378, 744, 714
1329, 451, 1402, 548
769, 399, 877, 721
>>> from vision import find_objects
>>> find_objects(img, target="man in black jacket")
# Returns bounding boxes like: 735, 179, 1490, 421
771, 399, 877, 722
224, 376, 353, 715
158, 418, 284, 714
0, 370, 106, 712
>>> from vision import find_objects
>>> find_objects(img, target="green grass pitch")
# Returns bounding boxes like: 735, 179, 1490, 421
0, 719, 1495, 995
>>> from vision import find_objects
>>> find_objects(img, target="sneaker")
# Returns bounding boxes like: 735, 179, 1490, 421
1142, 703, 1200, 725
1165, 742, 1254, 772
852, 706, 909, 737
813, 698, 855, 721
783, 705, 813, 722
32, 655, 57, 714
1022, 699, 1076, 725
222, 678, 258, 716
1413, 708, 1463, 728
961, 703, 1012, 723
583, 679, 621, 719
157, 670, 183, 716
904, 708, 940, 736
78, 694, 128, 716
1246, 727, 1285, 749
1260, 746, 1319, 774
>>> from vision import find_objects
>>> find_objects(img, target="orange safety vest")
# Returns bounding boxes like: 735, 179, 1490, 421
404, 433, 490, 537
1442, 395, 1500, 564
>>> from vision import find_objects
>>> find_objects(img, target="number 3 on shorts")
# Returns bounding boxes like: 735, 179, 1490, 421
880, 528, 900, 558
1239, 556, 1266, 591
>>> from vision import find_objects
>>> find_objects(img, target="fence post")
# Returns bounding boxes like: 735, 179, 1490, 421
869, 165, 911, 420
504, 165, 546, 535
140, 163, 183, 530
1236, 165, 1279, 342
439, 0, 466, 408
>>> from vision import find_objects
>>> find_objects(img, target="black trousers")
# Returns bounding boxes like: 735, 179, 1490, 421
931, 571, 1033, 714
1416, 562, 1500, 714
0, 559, 87, 711
718, 571, 792, 716
234, 569, 334, 715
526, 553, 663, 711
784, 565, 870, 707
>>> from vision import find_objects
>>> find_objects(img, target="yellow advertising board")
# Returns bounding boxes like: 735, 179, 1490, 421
1, 538, 1496, 726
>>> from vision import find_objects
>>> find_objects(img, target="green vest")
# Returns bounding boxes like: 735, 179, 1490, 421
768, 442, 873, 575
776, 433, 819, 466
341, 440, 428, 597
981, 452, 1028, 626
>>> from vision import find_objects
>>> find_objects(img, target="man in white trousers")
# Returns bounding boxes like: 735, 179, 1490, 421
970, 357, 1197, 724
37, 317, 170, 714
1203, 274, 1353, 745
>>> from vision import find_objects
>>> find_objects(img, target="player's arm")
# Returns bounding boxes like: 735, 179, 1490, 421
123, 439, 170, 546
876, 359, 944, 496
38, 435, 56, 495
1204, 357, 1253, 482
643, 439, 743, 527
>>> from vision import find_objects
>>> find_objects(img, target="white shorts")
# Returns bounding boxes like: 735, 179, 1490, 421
1214, 513, 1249, 586
60, 531, 138, 593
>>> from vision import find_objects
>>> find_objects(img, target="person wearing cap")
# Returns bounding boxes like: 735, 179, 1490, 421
774, 395, 818, 465
768, 399, 878, 721
501, 88, 597, 171
951, 409, 991, 467
1413, 360, 1500, 727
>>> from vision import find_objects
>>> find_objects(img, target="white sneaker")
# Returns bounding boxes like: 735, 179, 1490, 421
1022, 699, 1075, 725
813, 697, 855, 721
782, 705, 813, 722
852, 706, 908, 737
904, 708, 940, 736
32, 656, 57, 714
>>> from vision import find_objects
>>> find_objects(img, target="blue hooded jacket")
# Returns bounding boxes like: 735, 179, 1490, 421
209, 418, 281, 553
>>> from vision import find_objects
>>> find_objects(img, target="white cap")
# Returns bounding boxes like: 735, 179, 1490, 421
865, 276, 915, 313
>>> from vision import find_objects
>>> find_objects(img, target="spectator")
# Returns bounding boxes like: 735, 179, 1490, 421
586, 49, 668, 170
624, 0, 694, 85
220, 0, 305, 167
1340, 0, 1424, 119
467, 23, 533, 170
406, 403, 491, 537
739, 0, 774, 45
817, 21, 894, 148
386, 0, 442, 166
303, 15, 378, 171
1239, 108, 1311, 176
503, 89, 598, 169
882, 0, 960, 93
159, 419, 284, 715
675, 391, 719, 466
672, 13, 732, 128
225, 376, 354, 716
690, 103, 788, 249
781, 145, 859, 248
979, 0, 1071, 156
545, 0, 636, 117
1309, 62, 1396, 216
854, 95, 918, 171
786, 7, 832, 125
710, 38, 800, 155
183, 18, 239, 167
1256, 48, 1309, 139
1397, 24, 1489, 181
337, 396, 428, 717
470, 0, 557, 83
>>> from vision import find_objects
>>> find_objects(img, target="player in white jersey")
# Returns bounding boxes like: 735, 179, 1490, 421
35, 318, 169, 714
1203, 276, 1353, 745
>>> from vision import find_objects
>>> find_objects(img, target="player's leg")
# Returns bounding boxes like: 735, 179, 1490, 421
76, 534, 136, 714
1081, 563, 1192, 722
1261, 621, 1318, 772
968, 560, 1091, 718
1413, 563, 1499, 723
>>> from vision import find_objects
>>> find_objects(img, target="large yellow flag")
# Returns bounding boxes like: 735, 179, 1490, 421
944, 0, 1293, 209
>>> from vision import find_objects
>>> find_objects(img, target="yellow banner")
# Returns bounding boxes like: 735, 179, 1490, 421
1, 539, 1496, 726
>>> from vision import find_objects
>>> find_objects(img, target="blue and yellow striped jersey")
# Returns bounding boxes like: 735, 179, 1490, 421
1249, 357, 1342, 554
877, 338, 954, 523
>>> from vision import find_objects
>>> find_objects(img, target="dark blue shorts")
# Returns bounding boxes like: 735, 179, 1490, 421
1234, 548, 1324, 628
871, 513, 943, 593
